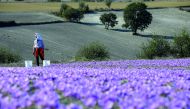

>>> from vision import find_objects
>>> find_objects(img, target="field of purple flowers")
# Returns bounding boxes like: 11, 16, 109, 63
0, 59, 190, 109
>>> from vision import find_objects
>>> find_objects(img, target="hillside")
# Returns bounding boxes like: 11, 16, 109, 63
0, 8, 190, 62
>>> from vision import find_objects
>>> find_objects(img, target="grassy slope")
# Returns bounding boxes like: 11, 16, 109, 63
0, 22, 146, 61
0, 1, 190, 12
0, 8, 190, 62
0, 0, 190, 62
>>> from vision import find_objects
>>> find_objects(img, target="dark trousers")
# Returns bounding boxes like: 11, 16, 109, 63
36, 55, 44, 66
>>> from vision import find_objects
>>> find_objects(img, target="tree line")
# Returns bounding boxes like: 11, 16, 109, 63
58, 2, 152, 35
1, 2, 189, 63
56, 2, 190, 60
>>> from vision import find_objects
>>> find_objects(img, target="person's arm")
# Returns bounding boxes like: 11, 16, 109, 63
33, 44, 35, 55
33, 39, 36, 55
33, 47, 35, 55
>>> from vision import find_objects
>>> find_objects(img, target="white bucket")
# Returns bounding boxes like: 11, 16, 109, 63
25, 60, 32, 68
43, 60, 50, 67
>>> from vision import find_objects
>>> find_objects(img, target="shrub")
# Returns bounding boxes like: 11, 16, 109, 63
79, 2, 89, 13
123, 2, 152, 35
172, 29, 190, 58
100, 13, 118, 29
0, 47, 21, 63
76, 42, 110, 61
95, 8, 107, 12
63, 8, 84, 22
138, 36, 170, 59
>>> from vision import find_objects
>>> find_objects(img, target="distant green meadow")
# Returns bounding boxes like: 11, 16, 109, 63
0, 1, 190, 12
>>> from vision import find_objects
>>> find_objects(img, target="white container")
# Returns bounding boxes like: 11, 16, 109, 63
43, 60, 50, 67
25, 60, 32, 68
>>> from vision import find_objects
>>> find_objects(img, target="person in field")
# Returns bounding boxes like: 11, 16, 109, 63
33, 33, 45, 66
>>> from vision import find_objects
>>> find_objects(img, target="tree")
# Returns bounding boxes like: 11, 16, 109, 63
105, 0, 112, 9
172, 29, 190, 58
100, 13, 118, 30
123, 2, 152, 35
60, 3, 70, 15
79, 2, 89, 13
63, 8, 84, 22
59, 3, 84, 22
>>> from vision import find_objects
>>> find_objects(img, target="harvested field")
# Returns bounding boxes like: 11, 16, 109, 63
0, 8, 190, 61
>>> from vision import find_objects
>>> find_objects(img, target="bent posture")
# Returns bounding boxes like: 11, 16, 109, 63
33, 33, 45, 66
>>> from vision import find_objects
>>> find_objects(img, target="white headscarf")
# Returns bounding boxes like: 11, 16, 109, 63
34, 33, 44, 48
35, 33, 43, 41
